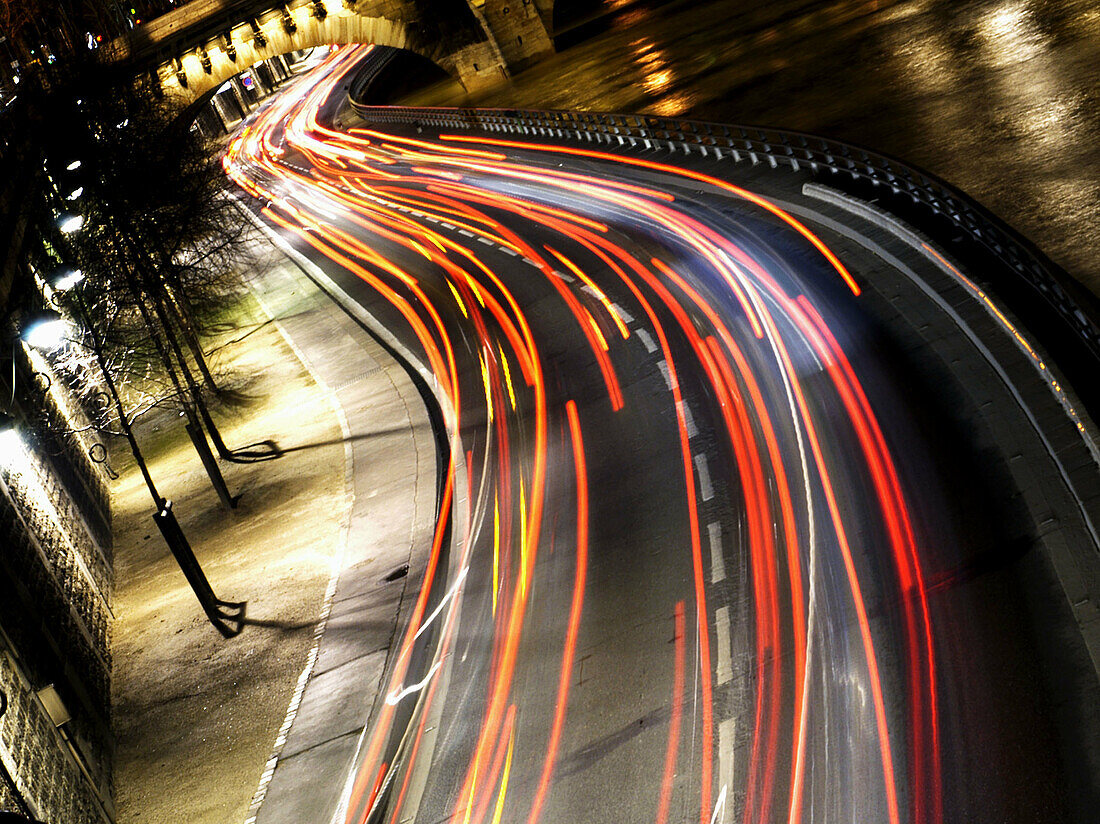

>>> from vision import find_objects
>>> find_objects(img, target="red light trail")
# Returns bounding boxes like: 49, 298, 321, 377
225, 44, 943, 824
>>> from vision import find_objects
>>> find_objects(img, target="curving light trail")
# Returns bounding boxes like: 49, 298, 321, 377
225, 45, 944, 824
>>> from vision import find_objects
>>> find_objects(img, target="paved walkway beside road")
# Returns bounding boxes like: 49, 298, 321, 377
110, 235, 435, 824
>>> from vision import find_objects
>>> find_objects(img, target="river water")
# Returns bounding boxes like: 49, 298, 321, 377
401, 0, 1100, 295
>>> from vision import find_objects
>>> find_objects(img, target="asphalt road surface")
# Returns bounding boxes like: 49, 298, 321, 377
225, 45, 1095, 824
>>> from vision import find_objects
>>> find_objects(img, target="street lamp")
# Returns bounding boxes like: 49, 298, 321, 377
58, 214, 83, 233
19, 307, 245, 637
50, 268, 85, 292
21, 311, 70, 351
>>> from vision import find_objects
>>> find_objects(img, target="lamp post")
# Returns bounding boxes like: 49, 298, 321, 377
19, 307, 245, 638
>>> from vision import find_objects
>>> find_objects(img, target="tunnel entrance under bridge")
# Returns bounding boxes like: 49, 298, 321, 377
186, 45, 449, 138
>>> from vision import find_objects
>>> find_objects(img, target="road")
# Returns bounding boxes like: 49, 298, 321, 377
224, 45, 1093, 824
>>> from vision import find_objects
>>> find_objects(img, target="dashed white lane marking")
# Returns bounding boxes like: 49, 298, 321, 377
457, 229, 475, 237
611, 302, 634, 324
440, 222, 455, 229
501, 247, 519, 256
694, 453, 715, 501
682, 402, 698, 438
708, 521, 726, 584
718, 718, 736, 824
716, 606, 733, 685
656, 359, 673, 390
524, 258, 540, 268
636, 328, 658, 353
477, 236, 494, 246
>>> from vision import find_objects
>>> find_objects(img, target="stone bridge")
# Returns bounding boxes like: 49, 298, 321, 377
109, 0, 556, 103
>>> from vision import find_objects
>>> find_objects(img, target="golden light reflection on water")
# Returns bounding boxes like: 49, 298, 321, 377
885, 23, 958, 95
1020, 96, 1072, 137
648, 92, 698, 117
974, 4, 1086, 149
406, 0, 1100, 288
1009, 59, 1083, 146
877, 0, 1092, 154
976, 1, 1048, 66
630, 37, 678, 97
644, 69, 673, 94
611, 8, 650, 27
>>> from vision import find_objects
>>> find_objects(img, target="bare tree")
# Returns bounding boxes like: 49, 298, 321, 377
5, 36, 280, 502
1, 1, 254, 635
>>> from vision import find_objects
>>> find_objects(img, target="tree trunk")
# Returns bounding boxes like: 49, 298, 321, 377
124, 233, 240, 462
132, 284, 237, 508
162, 277, 220, 394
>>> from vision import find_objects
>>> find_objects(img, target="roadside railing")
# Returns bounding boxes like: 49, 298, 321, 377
350, 103, 1100, 381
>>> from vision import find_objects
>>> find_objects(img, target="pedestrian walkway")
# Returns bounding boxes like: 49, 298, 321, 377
110, 235, 436, 824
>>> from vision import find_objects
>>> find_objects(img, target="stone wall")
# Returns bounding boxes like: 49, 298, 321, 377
0, 642, 112, 823
20, 347, 114, 567
477, 0, 554, 73
0, 386, 114, 820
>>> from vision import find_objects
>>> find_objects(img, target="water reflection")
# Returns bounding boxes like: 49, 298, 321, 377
398, 0, 1100, 291
977, 1, 1047, 67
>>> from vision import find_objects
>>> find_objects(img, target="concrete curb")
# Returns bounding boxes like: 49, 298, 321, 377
234, 204, 471, 824
240, 285, 356, 824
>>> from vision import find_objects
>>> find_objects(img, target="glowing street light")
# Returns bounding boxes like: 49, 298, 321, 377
21, 311, 70, 351
59, 214, 83, 233
51, 269, 85, 292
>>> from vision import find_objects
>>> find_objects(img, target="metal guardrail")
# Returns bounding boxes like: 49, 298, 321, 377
350, 103, 1100, 371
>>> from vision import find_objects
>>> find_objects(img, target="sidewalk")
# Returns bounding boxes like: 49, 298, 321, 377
110, 236, 436, 823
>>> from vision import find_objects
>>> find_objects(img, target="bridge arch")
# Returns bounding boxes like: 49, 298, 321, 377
133, 0, 554, 105
157, 8, 460, 106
